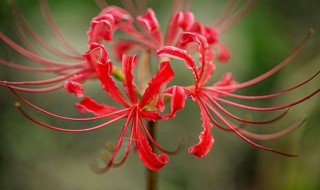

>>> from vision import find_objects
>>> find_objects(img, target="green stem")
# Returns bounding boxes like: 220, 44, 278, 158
146, 120, 158, 190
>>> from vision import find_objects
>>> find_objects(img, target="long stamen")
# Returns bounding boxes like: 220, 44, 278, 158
11, 6, 82, 60
8, 88, 130, 121
217, 0, 257, 33
122, 29, 159, 50
94, 108, 135, 173
112, 111, 141, 168
199, 97, 237, 132
212, 89, 319, 111
0, 58, 82, 72
202, 97, 304, 140
120, 0, 140, 17
138, 113, 184, 155
198, 99, 252, 132
214, 0, 239, 28
3, 68, 90, 86
215, 29, 313, 91
4, 83, 65, 93
15, 102, 126, 132
207, 95, 290, 124
95, 0, 108, 9
111, 116, 135, 168
204, 70, 320, 99
13, 19, 38, 54
183, 0, 191, 11
0, 32, 85, 67
204, 99, 297, 157
134, 0, 147, 14
39, 0, 81, 56
235, 118, 305, 141
173, 0, 183, 12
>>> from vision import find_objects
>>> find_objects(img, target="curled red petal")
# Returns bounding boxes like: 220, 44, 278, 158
199, 59, 216, 86
64, 79, 84, 98
155, 86, 175, 112
179, 32, 209, 50
122, 54, 138, 104
165, 12, 181, 45
212, 72, 237, 95
204, 27, 219, 44
157, 46, 199, 82
136, 9, 162, 45
165, 11, 195, 45
162, 86, 186, 119
189, 22, 219, 45
188, 105, 214, 158
83, 43, 111, 69
113, 40, 141, 61
96, 61, 131, 107
216, 43, 230, 62
140, 110, 162, 122
75, 96, 120, 117
87, 14, 115, 44
98, 6, 132, 22
178, 12, 195, 31
88, 44, 130, 107
179, 32, 210, 68
88, 6, 133, 45
139, 61, 174, 108
134, 123, 169, 171
136, 9, 159, 32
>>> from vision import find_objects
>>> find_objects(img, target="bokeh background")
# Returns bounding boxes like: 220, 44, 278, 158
0, 0, 319, 190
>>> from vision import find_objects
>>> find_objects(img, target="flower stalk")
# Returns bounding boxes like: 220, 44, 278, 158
146, 120, 158, 190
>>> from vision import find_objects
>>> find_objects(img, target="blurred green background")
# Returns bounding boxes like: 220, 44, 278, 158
0, 0, 319, 190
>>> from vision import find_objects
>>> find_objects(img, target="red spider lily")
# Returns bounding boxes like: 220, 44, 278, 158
2, 0, 318, 176
1, 0, 253, 96
9, 43, 180, 172
156, 30, 319, 158
91, 0, 259, 62
0, 0, 255, 172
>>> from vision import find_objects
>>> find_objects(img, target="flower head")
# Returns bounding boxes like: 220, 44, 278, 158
9, 43, 181, 171
157, 29, 319, 158
1, 0, 319, 174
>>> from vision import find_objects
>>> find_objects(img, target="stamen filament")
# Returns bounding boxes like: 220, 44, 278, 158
0, 32, 84, 67
39, 0, 81, 56
3, 68, 91, 85
95, 108, 135, 173
138, 113, 183, 155
236, 118, 305, 141
16, 103, 127, 132
212, 89, 319, 111
0, 58, 82, 72
215, 30, 313, 91
203, 97, 297, 157
13, 12, 82, 60
9, 88, 130, 121
218, 0, 257, 33
214, 0, 239, 28
203, 70, 320, 99
207, 96, 289, 124
5, 83, 65, 93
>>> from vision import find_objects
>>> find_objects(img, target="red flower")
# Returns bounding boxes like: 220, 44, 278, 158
90, 1, 235, 62
11, 44, 178, 172
2, 0, 319, 174
0, 0, 240, 96
157, 30, 319, 158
